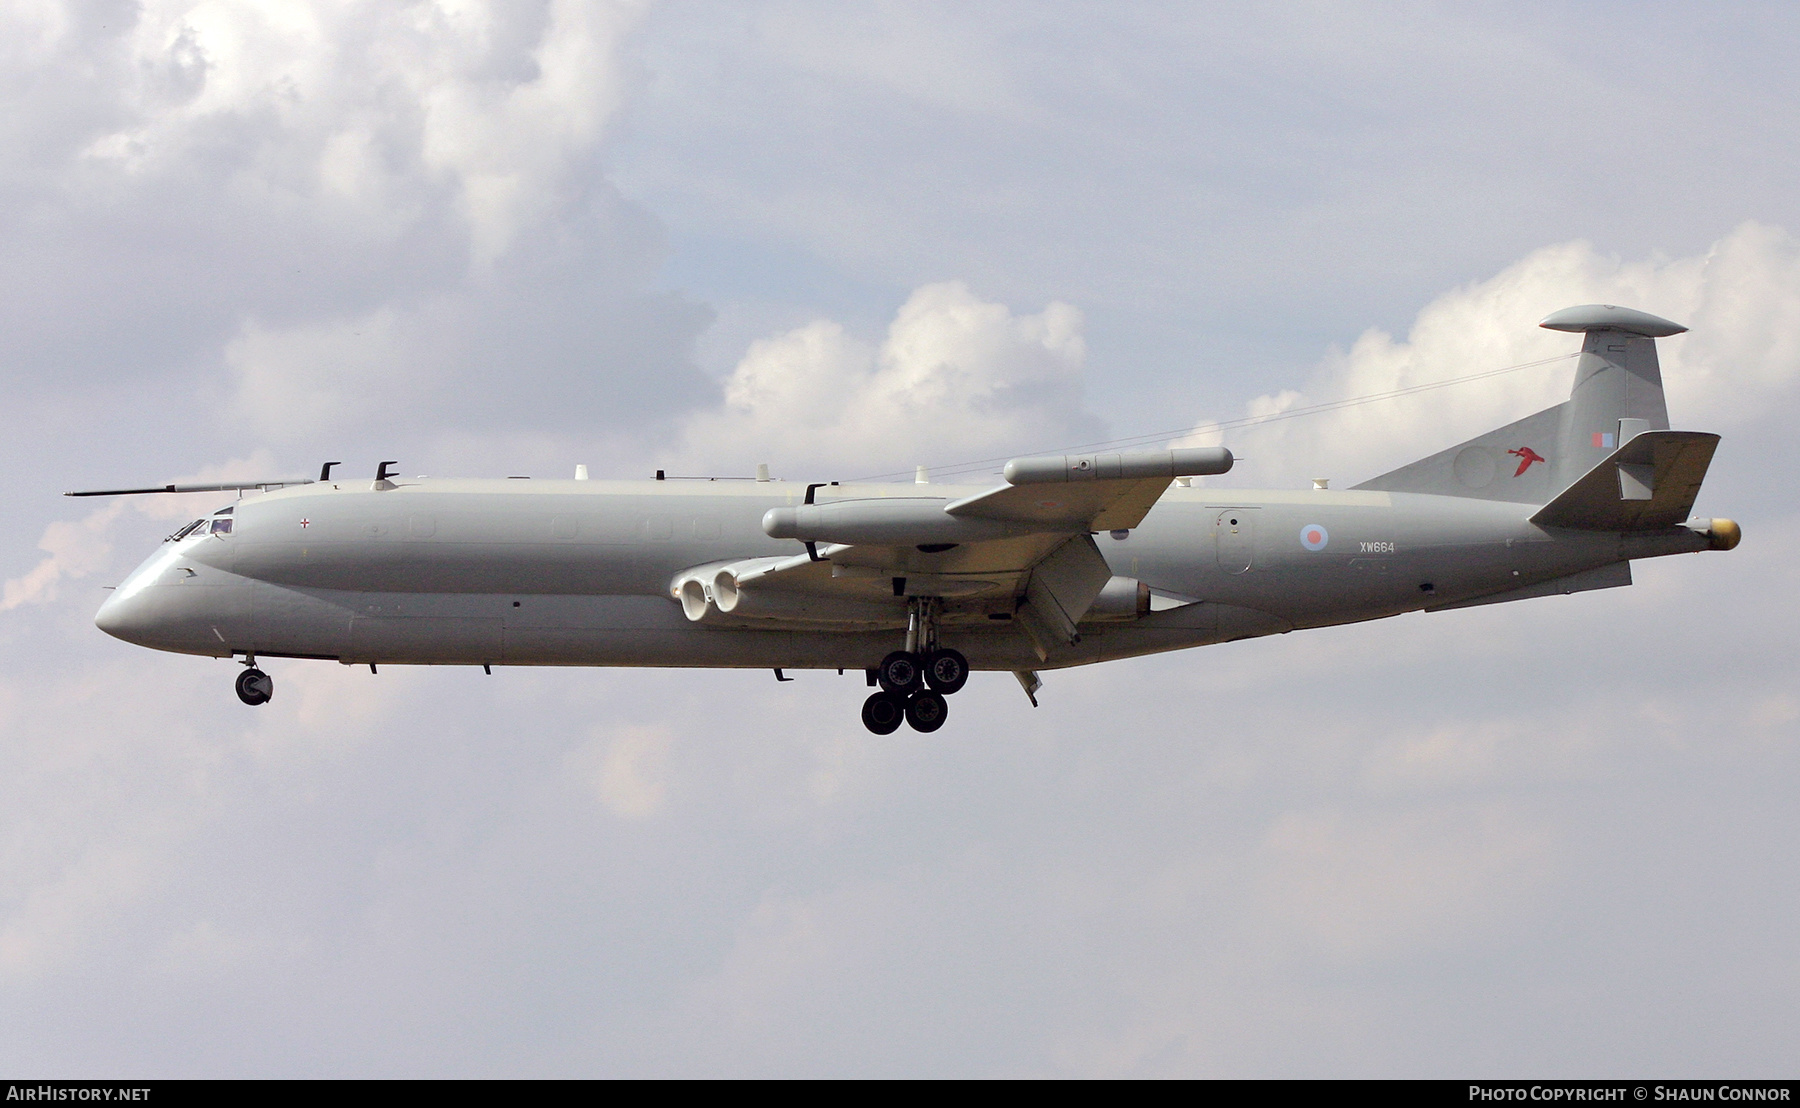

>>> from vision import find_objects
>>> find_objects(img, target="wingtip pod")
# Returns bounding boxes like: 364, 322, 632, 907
1003, 446, 1233, 485
1539, 304, 1687, 337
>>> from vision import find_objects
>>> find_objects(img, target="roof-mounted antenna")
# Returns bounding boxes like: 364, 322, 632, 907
320, 461, 341, 481
66, 477, 314, 497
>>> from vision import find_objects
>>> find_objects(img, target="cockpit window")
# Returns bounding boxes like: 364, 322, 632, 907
172, 520, 206, 540
213, 505, 234, 516
209, 518, 234, 534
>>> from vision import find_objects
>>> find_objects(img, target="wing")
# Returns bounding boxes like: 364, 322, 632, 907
672, 447, 1232, 658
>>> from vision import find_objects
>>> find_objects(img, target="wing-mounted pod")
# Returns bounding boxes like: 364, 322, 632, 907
951, 446, 1231, 533
1001, 446, 1233, 484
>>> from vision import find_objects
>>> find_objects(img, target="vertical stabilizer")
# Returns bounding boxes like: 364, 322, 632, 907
1539, 304, 1681, 493
1355, 305, 1686, 504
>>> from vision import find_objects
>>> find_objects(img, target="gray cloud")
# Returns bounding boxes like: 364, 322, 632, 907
0, 0, 709, 499
615, 2, 1800, 416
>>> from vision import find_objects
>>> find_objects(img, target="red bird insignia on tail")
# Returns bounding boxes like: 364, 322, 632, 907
1507, 446, 1546, 477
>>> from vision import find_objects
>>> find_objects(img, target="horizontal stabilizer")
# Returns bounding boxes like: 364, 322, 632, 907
1530, 430, 1719, 531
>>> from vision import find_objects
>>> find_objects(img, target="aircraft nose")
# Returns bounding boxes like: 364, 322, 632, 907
95, 589, 135, 642
94, 584, 161, 647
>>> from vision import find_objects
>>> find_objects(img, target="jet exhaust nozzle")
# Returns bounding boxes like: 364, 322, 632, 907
677, 577, 710, 621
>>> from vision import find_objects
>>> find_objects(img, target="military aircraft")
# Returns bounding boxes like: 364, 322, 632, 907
79, 305, 1739, 733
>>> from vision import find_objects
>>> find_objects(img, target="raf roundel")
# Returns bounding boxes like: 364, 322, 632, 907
1299, 523, 1329, 552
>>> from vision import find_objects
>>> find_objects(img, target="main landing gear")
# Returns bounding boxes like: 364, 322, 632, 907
235, 659, 273, 706
860, 598, 968, 734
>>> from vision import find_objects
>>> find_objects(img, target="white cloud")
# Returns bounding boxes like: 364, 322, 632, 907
0, 0, 707, 460
1186, 222, 1800, 490
85, 0, 643, 264
677, 280, 1097, 478
1, 501, 124, 612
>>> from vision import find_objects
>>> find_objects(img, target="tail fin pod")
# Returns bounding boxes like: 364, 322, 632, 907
1354, 304, 1687, 503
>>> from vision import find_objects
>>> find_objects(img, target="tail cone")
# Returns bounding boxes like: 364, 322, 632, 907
1707, 518, 1742, 551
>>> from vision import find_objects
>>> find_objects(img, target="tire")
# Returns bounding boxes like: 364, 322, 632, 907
861, 691, 905, 735
922, 648, 969, 695
904, 690, 948, 733
235, 668, 273, 706
877, 650, 922, 694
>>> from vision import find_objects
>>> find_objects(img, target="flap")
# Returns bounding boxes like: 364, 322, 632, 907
1530, 430, 1720, 531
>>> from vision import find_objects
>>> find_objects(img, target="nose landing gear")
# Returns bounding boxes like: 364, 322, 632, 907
860, 598, 968, 733
235, 665, 273, 706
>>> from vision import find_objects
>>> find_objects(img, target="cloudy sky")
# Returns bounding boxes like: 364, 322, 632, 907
3, 0, 1798, 1076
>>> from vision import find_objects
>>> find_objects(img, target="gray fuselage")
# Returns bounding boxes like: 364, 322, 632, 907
94, 476, 1709, 673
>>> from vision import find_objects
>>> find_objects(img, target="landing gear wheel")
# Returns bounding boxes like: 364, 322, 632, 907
235, 667, 273, 706
861, 691, 906, 735
905, 690, 948, 733
877, 650, 922, 694
922, 648, 969, 695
